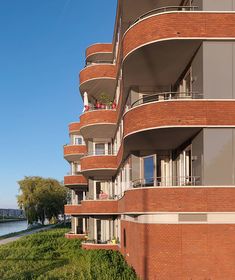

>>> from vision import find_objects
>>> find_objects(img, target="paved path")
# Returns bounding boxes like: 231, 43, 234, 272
0, 224, 56, 245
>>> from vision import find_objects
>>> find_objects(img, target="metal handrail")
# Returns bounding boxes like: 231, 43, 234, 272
132, 176, 201, 187
85, 61, 114, 67
83, 105, 116, 114
83, 150, 117, 157
131, 91, 203, 108
131, 6, 198, 26
87, 195, 117, 201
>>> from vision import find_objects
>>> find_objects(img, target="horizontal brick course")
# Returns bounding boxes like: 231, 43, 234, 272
123, 13, 235, 58
119, 187, 235, 213
64, 175, 88, 186
79, 64, 117, 85
121, 221, 235, 280
64, 145, 87, 156
82, 243, 119, 251
66, 187, 235, 215
69, 122, 81, 134
80, 110, 117, 127
124, 101, 235, 137
81, 155, 117, 171
86, 43, 113, 58
64, 200, 118, 215
65, 233, 86, 240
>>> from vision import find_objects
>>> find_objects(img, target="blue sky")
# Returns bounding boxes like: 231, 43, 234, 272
0, 0, 117, 208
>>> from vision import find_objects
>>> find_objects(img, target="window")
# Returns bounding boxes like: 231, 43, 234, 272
74, 136, 83, 145
177, 68, 192, 96
143, 156, 155, 186
95, 143, 105, 155
123, 229, 126, 248
95, 181, 101, 199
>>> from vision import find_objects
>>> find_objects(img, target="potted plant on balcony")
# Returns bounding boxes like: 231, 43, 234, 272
99, 93, 111, 109
111, 101, 117, 109
111, 236, 117, 244
95, 100, 101, 109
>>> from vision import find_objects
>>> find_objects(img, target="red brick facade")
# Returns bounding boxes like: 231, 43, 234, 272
65, 233, 86, 240
121, 221, 235, 280
64, 175, 88, 186
82, 243, 119, 251
64, 145, 87, 156
80, 110, 117, 128
124, 101, 235, 137
119, 187, 235, 213
69, 122, 82, 134
123, 13, 235, 59
64, 5, 235, 280
65, 200, 118, 215
80, 155, 117, 171
79, 64, 117, 85
86, 43, 113, 58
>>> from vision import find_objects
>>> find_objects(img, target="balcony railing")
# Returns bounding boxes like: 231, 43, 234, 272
84, 150, 117, 157
85, 60, 114, 67
86, 194, 117, 200
83, 104, 116, 113
132, 176, 201, 188
131, 6, 198, 26
83, 238, 119, 245
131, 91, 203, 108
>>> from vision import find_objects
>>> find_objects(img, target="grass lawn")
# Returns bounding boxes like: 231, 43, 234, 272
0, 224, 137, 280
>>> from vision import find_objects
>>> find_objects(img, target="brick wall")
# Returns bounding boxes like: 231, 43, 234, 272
82, 243, 119, 251
64, 200, 118, 215
86, 43, 113, 58
65, 233, 86, 240
80, 110, 117, 127
80, 64, 117, 84
69, 122, 81, 134
64, 145, 87, 156
64, 175, 88, 186
81, 155, 117, 171
124, 101, 235, 137
118, 187, 235, 213
123, 13, 235, 58
121, 220, 235, 280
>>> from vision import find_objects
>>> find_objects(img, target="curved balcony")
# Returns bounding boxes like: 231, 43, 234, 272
65, 233, 86, 240
69, 122, 81, 135
64, 175, 88, 190
81, 154, 117, 179
79, 64, 117, 100
64, 145, 87, 162
122, 12, 235, 94
118, 186, 235, 214
82, 243, 119, 251
121, 2, 196, 31
86, 43, 113, 64
64, 200, 118, 215
123, 97, 235, 153
80, 109, 117, 139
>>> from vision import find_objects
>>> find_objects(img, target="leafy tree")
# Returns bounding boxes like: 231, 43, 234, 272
17, 176, 68, 225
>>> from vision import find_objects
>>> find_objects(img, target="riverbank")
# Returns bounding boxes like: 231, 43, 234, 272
0, 223, 55, 242
0, 218, 26, 223
0, 225, 137, 280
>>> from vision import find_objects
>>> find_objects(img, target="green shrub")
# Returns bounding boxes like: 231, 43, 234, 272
0, 227, 137, 280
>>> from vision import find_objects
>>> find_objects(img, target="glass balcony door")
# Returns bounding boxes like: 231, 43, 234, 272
143, 155, 155, 186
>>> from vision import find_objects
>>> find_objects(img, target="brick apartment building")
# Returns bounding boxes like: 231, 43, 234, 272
64, 1, 235, 279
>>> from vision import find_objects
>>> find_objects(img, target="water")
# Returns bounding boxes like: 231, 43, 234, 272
0, 220, 28, 236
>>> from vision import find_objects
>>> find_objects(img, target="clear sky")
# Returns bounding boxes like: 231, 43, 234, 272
0, 0, 117, 208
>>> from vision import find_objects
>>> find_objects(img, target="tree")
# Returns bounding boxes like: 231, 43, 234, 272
17, 176, 68, 225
